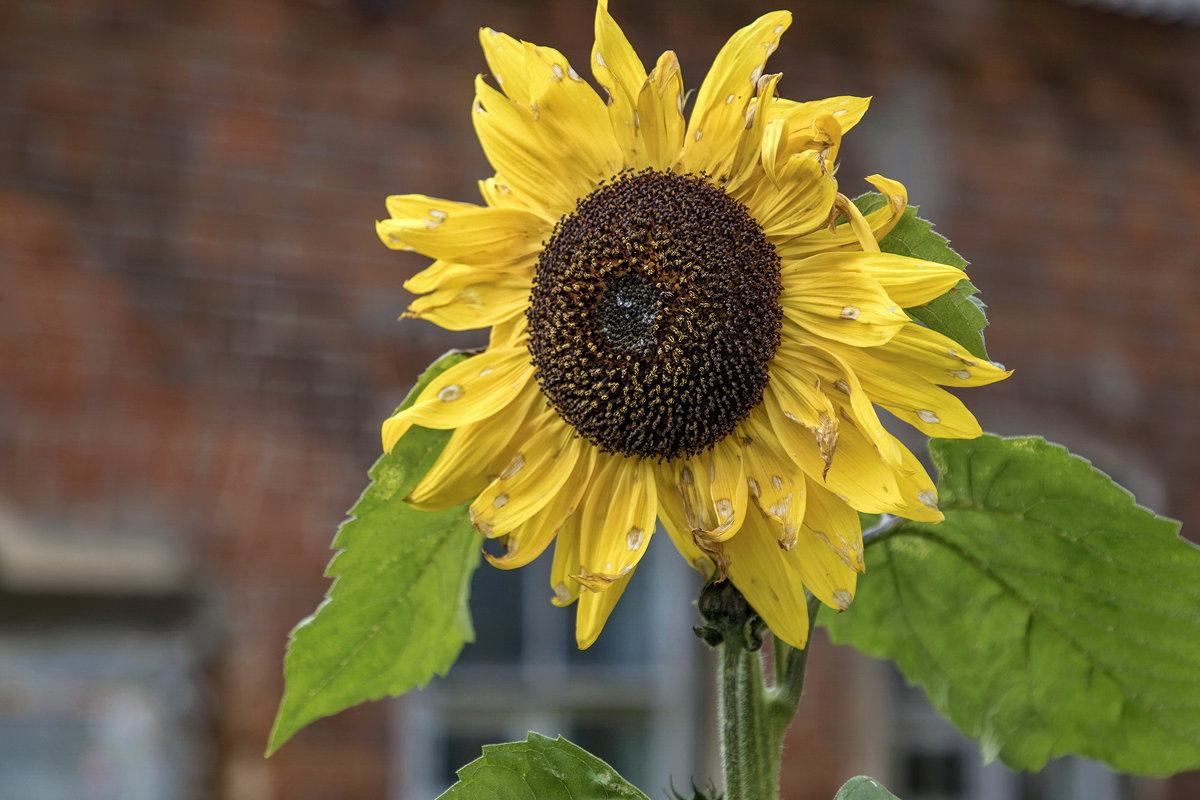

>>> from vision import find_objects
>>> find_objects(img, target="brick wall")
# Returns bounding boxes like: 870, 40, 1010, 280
3, 0, 1197, 798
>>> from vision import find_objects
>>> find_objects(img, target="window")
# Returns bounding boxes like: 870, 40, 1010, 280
0, 626, 206, 800
393, 531, 713, 799
0, 512, 206, 800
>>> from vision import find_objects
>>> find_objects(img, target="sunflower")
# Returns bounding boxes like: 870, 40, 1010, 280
376, 1, 1009, 649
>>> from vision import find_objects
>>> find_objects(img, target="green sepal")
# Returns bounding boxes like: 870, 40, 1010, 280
438, 733, 652, 800
267, 350, 481, 755
825, 435, 1199, 775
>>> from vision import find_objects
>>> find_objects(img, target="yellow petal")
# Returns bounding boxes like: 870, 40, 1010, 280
381, 347, 532, 452
820, 414, 906, 513
740, 413, 807, 549
774, 174, 908, 259
771, 95, 871, 137
833, 190, 880, 253
405, 272, 531, 331
800, 478, 865, 574
889, 437, 944, 521
478, 175, 534, 213
655, 463, 718, 578
761, 372, 839, 481
782, 481, 860, 609
861, 174, 910, 241
488, 314, 529, 350
706, 437, 749, 541
788, 113, 844, 175
592, 0, 648, 160
576, 454, 657, 583
669, 452, 724, 539
525, 44, 622, 192
874, 375, 984, 439
659, 457, 737, 577
725, 72, 783, 192
773, 343, 902, 466
823, 417, 942, 521
636, 50, 686, 171
756, 117, 789, 187
576, 569, 634, 649
741, 108, 842, 197
843, 322, 1012, 388
768, 361, 839, 431
592, 0, 647, 103
376, 200, 547, 267
486, 444, 597, 570
674, 454, 714, 533
407, 383, 543, 511
724, 506, 812, 649
403, 261, 520, 296
470, 417, 584, 537
813, 252, 967, 308
385, 194, 481, 224
737, 152, 836, 240
763, 380, 917, 516
476, 39, 622, 209
472, 75, 581, 216
779, 255, 907, 347
677, 11, 792, 179
816, 327, 1004, 439
479, 27, 535, 105
550, 514, 583, 607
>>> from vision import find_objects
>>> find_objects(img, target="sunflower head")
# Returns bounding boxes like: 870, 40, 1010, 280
376, 1, 1011, 650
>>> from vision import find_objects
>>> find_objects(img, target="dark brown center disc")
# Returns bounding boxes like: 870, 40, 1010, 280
526, 169, 783, 460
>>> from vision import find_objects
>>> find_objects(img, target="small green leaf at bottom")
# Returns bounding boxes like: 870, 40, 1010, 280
438, 733, 652, 800
833, 776, 902, 800
825, 435, 1199, 775
267, 351, 482, 755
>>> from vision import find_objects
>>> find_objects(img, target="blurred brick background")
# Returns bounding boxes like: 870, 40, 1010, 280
1, 0, 1197, 798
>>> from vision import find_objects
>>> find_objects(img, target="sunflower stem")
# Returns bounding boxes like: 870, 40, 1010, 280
719, 641, 777, 800
718, 592, 821, 800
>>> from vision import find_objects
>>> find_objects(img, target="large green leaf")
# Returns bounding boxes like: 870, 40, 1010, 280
853, 193, 991, 360
438, 733, 651, 800
833, 776, 902, 800
268, 350, 481, 754
824, 435, 1199, 775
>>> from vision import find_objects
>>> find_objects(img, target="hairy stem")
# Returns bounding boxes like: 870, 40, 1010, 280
719, 642, 775, 800
719, 592, 821, 800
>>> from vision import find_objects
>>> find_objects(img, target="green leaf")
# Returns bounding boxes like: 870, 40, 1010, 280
853, 193, 991, 360
833, 775, 902, 800
824, 435, 1199, 775
268, 350, 482, 755
438, 733, 652, 800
